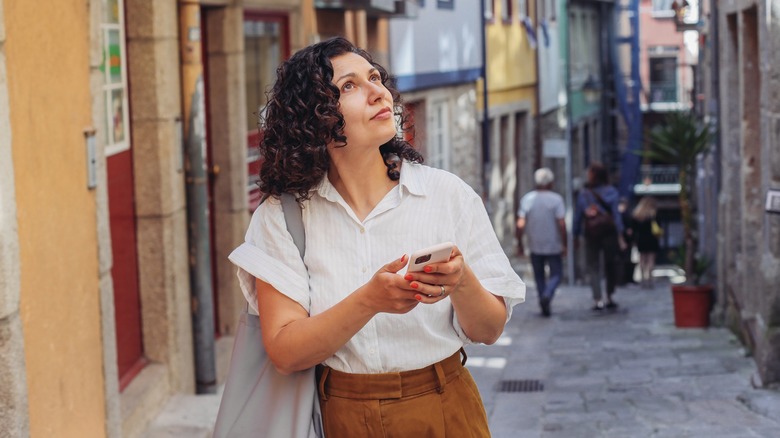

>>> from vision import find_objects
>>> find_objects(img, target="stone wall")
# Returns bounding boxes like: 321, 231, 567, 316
717, 0, 780, 385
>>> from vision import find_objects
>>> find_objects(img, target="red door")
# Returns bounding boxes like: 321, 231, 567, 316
106, 0, 144, 391
108, 150, 145, 391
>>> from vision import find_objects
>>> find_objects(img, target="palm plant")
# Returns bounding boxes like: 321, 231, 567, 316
642, 111, 714, 284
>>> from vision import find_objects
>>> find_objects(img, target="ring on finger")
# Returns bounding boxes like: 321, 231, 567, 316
438, 285, 446, 297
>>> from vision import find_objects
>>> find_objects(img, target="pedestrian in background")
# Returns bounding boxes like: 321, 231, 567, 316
229, 37, 525, 437
516, 168, 567, 317
574, 162, 626, 311
631, 196, 661, 288
617, 197, 638, 286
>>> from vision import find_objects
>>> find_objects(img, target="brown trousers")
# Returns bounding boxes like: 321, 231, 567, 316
315, 350, 491, 438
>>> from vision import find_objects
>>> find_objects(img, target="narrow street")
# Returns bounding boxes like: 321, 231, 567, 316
144, 257, 780, 437
467, 259, 780, 437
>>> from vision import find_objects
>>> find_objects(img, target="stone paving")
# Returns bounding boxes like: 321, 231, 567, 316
144, 263, 780, 437
466, 261, 780, 438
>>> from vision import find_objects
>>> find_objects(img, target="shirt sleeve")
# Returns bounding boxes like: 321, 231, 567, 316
227, 198, 310, 314
451, 182, 526, 343
555, 194, 566, 219
518, 192, 532, 218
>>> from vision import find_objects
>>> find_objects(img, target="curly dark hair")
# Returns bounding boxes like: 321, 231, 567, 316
257, 36, 423, 202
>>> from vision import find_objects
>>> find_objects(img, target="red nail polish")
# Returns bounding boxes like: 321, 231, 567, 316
424, 266, 432, 273
415, 294, 422, 301
400, 254, 407, 263
411, 282, 418, 289
404, 274, 413, 281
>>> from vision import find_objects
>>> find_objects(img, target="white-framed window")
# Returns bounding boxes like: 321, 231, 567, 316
516, 0, 527, 18
501, 0, 512, 22
427, 100, 450, 170
484, 0, 494, 21
652, 0, 676, 17
648, 48, 679, 103
540, 0, 556, 21
101, 0, 130, 156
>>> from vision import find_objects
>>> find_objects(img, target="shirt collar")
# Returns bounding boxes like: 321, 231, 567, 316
313, 159, 427, 201
397, 160, 426, 197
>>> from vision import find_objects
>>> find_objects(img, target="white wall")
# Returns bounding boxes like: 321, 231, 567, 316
538, 19, 563, 113
389, 1, 482, 77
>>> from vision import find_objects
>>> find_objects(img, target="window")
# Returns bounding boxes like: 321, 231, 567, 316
652, 0, 675, 11
244, 19, 284, 132
101, 0, 130, 156
428, 100, 450, 170
437, 0, 454, 10
649, 56, 678, 103
501, 0, 512, 22
539, 0, 556, 21
517, 0, 528, 18
244, 13, 288, 211
484, 0, 494, 21
652, 0, 676, 17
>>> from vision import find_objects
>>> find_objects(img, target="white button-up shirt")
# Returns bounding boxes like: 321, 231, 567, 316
229, 161, 525, 373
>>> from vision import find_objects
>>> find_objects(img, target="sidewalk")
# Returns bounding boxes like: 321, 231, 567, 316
466, 256, 780, 437
143, 260, 780, 437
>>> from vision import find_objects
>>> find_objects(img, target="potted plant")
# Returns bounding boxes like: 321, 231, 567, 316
641, 111, 715, 327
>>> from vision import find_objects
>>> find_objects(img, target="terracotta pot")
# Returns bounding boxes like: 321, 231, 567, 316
671, 284, 713, 328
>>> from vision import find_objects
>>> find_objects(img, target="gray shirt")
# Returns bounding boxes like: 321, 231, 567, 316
518, 190, 566, 255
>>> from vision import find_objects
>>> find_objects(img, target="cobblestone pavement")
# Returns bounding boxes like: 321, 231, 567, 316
144, 263, 780, 437
465, 260, 780, 438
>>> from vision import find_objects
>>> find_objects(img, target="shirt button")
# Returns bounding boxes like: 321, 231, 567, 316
360, 227, 365, 234
369, 349, 376, 355
362, 267, 367, 273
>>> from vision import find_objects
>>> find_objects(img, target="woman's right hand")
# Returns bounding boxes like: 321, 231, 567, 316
361, 254, 420, 315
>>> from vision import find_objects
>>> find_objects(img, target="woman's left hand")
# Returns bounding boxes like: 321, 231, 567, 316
403, 245, 465, 304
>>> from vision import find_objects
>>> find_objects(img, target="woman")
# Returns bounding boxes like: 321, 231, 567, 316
573, 162, 626, 310
631, 196, 661, 288
229, 37, 525, 437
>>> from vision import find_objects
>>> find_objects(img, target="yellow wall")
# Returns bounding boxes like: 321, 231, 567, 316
485, 1, 537, 93
5, 1, 106, 436
489, 86, 537, 113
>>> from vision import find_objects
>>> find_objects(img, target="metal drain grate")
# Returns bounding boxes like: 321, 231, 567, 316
497, 379, 544, 393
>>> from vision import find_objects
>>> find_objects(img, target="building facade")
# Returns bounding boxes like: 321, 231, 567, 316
714, 0, 780, 386
0, 0, 319, 436
388, 0, 483, 190
482, 0, 539, 250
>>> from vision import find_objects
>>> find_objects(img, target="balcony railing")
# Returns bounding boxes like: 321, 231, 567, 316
649, 82, 678, 103
634, 164, 681, 195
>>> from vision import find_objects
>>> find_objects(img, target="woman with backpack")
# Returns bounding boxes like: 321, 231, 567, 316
573, 162, 626, 310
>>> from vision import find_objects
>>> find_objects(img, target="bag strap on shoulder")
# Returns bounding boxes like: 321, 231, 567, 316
588, 189, 612, 215
259, 193, 305, 258
280, 193, 305, 258
247, 193, 305, 315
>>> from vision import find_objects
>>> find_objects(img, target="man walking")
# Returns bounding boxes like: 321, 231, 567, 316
517, 168, 567, 317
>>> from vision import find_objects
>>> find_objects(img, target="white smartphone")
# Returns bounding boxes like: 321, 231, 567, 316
407, 242, 454, 272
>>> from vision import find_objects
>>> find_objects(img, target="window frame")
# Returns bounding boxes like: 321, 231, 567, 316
484, 0, 495, 22
516, 0, 528, 19
427, 99, 451, 171
101, 0, 131, 157
437, 0, 454, 10
501, 0, 512, 23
